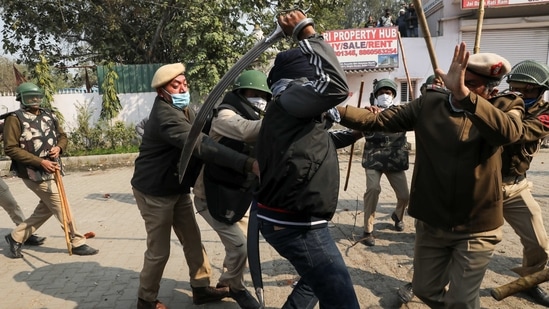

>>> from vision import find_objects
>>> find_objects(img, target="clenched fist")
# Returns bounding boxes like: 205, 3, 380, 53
277, 10, 315, 40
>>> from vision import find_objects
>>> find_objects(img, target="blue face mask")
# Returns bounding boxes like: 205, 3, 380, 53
523, 98, 537, 109
171, 92, 190, 109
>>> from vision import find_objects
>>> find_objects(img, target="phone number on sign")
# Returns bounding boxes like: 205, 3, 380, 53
359, 48, 397, 55
335, 50, 358, 57
335, 49, 397, 57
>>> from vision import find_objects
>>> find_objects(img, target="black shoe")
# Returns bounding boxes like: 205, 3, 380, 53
72, 244, 99, 256
230, 288, 261, 309
216, 282, 230, 291
525, 285, 549, 307
5, 234, 23, 258
137, 298, 168, 309
361, 232, 375, 246
397, 282, 414, 304
391, 212, 404, 232
192, 286, 229, 305
24, 234, 46, 246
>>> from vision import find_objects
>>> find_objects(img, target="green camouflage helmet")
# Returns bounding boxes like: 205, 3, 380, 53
373, 78, 397, 97
233, 70, 272, 96
16, 82, 45, 107
506, 60, 549, 90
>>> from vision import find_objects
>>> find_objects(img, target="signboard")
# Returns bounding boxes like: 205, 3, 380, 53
462, 0, 549, 9
323, 27, 399, 70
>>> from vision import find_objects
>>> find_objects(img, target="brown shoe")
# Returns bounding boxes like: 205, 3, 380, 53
192, 286, 229, 305
137, 298, 167, 309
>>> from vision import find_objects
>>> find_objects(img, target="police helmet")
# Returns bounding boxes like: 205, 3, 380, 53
373, 78, 397, 97
506, 60, 549, 91
16, 82, 45, 107
233, 70, 272, 98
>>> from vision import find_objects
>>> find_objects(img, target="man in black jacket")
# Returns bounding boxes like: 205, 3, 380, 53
131, 63, 258, 309
255, 10, 360, 309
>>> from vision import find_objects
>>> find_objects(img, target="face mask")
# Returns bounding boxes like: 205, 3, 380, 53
171, 92, 190, 109
375, 93, 393, 108
247, 97, 267, 111
523, 98, 537, 109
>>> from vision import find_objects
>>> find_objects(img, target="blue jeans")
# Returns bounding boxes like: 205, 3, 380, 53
259, 221, 359, 309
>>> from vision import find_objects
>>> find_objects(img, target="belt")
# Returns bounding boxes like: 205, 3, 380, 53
502, 175, 526, 185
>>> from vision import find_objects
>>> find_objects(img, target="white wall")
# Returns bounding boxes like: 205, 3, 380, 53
0, 92, 157, 132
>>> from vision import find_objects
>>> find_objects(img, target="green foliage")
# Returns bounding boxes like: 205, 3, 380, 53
100, 62, 122, 121
0, 0, 396, 101
34, 54, 55, 110
67, 100, 139, 156
34, 54, 66, 124
0, 0, 271, 100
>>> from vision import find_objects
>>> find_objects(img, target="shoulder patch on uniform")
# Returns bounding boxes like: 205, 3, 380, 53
493, 92, 519, 100
538, 114, 549, 129
426, 85, 449, 94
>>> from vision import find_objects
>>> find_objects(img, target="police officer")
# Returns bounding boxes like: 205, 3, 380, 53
502, 60, 549, 306
419, 74, 445, 96
361, 78, 410, 246
4, 82, 98, 258
337, 44, 524, 308
131, 63, 259, 309
193, 70, 271, 309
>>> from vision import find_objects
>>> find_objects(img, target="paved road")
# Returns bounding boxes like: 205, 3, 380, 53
1, 150, 549, 309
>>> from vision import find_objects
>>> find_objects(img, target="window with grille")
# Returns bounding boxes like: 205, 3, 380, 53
399, 80, 418, 103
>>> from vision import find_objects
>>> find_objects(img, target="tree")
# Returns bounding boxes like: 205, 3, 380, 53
0, 0, 271, 98
0, 0, 379, 99
34, 54, 55, 110
34, 54, 66, 123
100, 62, 122, 122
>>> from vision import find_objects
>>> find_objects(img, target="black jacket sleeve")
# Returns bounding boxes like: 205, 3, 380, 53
278, 36, 349, 118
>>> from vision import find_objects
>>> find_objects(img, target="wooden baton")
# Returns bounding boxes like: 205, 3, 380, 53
54, 168, 75, 255
343, 80, 365, 191
397, 31, 414, 99
491, 268, 549, 301
473, 0, 486, 54
412, 0, 439, 73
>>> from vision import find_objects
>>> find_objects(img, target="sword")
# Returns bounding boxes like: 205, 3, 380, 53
177, 21, 286, 183
179, 9, 312, 306
247, 200, 265, 307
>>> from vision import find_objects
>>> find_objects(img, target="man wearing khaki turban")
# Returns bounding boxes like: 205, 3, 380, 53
131, 63, 259, 309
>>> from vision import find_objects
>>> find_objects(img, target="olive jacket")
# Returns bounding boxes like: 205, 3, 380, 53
3, 108, 67, 180
338, 88, 524, 233
500, 98, 549, 178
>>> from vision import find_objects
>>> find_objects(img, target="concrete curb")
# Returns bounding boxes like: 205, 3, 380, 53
0, 153, 138, 176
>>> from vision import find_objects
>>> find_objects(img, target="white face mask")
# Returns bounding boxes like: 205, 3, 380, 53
375, 93, 393, 108
247, 97, 267, 111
